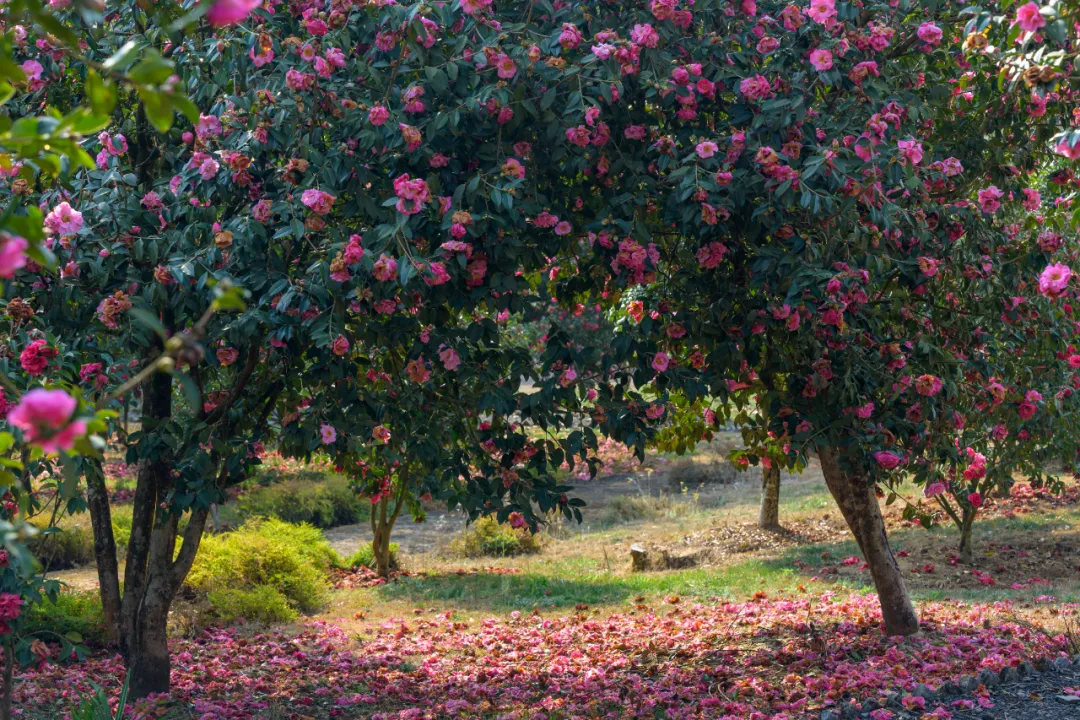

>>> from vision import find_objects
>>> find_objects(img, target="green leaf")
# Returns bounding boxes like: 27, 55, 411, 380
85, 71, 117, 115
128, 307, 167, 338
170, 93, 201, 124
59, 454, 80, 501
540, 86, 557, 111
140, 89, 174, 132
130, 50, 175, 87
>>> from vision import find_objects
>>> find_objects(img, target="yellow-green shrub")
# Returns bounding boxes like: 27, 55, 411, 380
446, 516, 544, 558
207, 585, 297, 624
23, 591, 107, 645
187, 518, 336, 618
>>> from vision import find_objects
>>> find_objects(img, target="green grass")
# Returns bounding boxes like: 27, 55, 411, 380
348, 554, 813, 612
338, 496, 1080, 615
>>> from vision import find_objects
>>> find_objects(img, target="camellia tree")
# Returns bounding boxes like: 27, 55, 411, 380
0, 0, 610, 697
475, 0, 1080, 639
6, 0, 1080, 700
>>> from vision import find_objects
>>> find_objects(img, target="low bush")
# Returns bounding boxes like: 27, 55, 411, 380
346, 542, 400, 571
28, 519, 96, 570
667, 459, 740, 487
598, 495, 688, 525
187, 518, 336, 619
446, 517, 544, 558
236, 474, 369, 529
23, 591, 108, 646
207, 585, 298, 625
28, 505, 146, 571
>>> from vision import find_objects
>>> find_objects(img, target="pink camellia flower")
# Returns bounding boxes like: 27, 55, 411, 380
392, 174, 430, 215
0, 234, 28, 278
199, 158, 220, 181
372, 425, 391, 444
1055, 137, 1080, 159
301, 188, 336, 215
630, 23, 659, 48
695, 141, 718, 159
1014, 2, 1047, 33
897, 139, 923, 165
916, 22, 943, 46
652, 352, 670, 373
508, 511, 526, 529
554, 221, 572, 236
368, 105, 390, 125
914, 374, 942, 397
873, 450, 903, 469
44, 201, 83, 236
20, 60, 43, 82
591, 43, 615, 60
967, 491, 984, 508
739, 75, 772, 101
206, 0, 261, 26
7, 388, 87, 453
461, 0, 492, 15
438, 345, 460, 371
320, 424, 337, 444
373, 254, 398, 282
807, 0, 836, 24
1038, 263, 1072, 298
0, 593, 23, 622
917, 257, 940, 277
331, 334, 350, 357
217, 347, 239, 366
977, 185, 1004, 213
925, 482, 946, 498
495, 53, 517, 79
20, 339, 55, 376
809, 48, 833, 71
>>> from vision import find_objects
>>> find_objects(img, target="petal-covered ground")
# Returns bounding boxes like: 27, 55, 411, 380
12, 593, 1075, 720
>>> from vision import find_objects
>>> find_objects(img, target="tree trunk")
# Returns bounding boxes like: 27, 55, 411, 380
759, 464, 781, 529
958, 509, 975, 565
372, 497, 391, 579
85, 460, 122, 643
817, 446, 919, 637
370, 495, 403, 579
127, 588, 172, 700
2, 636, 13, 720
118, 368, 172, 665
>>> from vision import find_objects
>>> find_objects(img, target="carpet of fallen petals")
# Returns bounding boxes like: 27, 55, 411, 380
10, 593, 1074, 720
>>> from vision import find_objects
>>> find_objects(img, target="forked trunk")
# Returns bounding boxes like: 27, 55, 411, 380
759, 464, 781, 529
817, 446, 919, 637
370, 495, 402, 579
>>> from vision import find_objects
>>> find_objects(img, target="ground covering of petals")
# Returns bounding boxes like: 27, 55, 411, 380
11, 594, 1073, 720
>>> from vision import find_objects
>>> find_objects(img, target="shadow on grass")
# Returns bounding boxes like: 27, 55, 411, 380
365, 513, 1080, 612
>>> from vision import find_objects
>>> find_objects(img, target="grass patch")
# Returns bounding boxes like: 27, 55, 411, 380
23, 590, 107, 646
